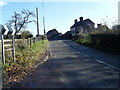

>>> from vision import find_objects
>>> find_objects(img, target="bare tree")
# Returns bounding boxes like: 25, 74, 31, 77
7, 9, 36, 35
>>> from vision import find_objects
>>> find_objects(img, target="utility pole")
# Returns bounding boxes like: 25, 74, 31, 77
36, 7, 39, 36
42, 2, 46, 35
43, 17, 46, 35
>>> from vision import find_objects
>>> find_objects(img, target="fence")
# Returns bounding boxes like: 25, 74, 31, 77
1, 38, 38, 51
14, 37, 39, 49
0, 36, 41, 65
0, 24, 46, 65
0, 36, 1, 61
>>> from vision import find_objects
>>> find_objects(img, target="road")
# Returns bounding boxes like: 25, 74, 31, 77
10, 40, 120, 88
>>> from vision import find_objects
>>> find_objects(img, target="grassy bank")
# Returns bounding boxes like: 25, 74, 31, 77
74, 34, 120, 55
2, 40, 48, 86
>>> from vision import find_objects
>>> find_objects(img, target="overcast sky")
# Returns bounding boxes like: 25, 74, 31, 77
0, 0, 119, 35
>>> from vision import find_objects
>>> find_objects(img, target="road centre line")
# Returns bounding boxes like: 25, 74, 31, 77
60, 40, 83, 54
47, 42, 53, 58
60, 41, 120, 71
96, 59, 120, 71
48, 42, 56, 58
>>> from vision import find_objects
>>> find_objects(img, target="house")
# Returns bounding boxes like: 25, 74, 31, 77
70, 17, 95, 36
95, 24, 109, 33
60, 31, 72, 40
46, 29, 61, 40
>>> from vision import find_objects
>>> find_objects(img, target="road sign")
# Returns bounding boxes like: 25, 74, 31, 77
0, 25, 15, 35
6, 25, 13, 35
0, 24, 6, 34
3, 25, 9, 35
11, 26, 16, 35
0, 24, 16, 64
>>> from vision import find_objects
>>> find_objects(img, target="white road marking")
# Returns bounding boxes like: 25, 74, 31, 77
34, 42, 51, 68
34, 55, 49, 68
48, 42, 56, 58
44, 55, 48, 62
59, 41, 82, 54
70, 47, 82, 54
60, 40, 120, 71
47, 42, 52, 57
49, 45, 53, 57
96, 59, 120, 71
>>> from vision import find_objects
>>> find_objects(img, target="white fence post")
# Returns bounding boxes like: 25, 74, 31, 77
12, 35, 16, 63
0, 24, 16, 64
1, 34, 5, 64
0, 34, 2, 90
11, 27, 16, 63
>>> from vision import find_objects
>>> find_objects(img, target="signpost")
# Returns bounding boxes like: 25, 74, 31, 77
0, 24, 16, 64
0, 25, 6, 64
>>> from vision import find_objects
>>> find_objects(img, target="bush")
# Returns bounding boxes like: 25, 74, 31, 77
15, 39, 28, 50
74, 33, 120, 55
90, 34, 120, 48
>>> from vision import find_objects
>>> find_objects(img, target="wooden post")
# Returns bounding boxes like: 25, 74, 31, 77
27, 38, 29, 46
1, 34, 5, 64
0, 33, 2, 90
12, 35, 16, 63
36, 7, 40, 36
30, 37, 31, 46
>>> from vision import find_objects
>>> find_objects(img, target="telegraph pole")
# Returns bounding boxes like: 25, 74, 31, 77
36, 7, 39, 36
42, 2, 46, 35
43, 17, 46, 35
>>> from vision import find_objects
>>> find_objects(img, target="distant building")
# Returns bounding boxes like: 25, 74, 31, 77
95, 24, 109, 32
46, 29, 61, 40
60, 31, 72, 40
70, 17, 95, 36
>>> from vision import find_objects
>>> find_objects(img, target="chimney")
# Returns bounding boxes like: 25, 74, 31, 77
97, 24, 102, 28
74, 19, 78, 24
80, 17, 83, 21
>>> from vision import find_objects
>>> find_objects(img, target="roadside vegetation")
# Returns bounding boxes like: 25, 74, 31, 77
74, 25, 120, 55
2, 39, 48, 86
1, 9, 49, 87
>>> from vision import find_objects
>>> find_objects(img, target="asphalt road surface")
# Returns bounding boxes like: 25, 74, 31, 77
11, 40, 120, 88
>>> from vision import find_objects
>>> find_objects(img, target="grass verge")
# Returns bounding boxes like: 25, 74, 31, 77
2, 40, 48, 86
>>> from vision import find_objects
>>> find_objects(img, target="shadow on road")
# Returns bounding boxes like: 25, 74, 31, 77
9, 55, 120, 88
